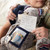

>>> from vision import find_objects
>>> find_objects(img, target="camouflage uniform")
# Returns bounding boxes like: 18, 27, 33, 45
26, 2, 50, 50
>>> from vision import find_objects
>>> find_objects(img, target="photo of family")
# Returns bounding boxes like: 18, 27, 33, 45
11, 28, 26, 45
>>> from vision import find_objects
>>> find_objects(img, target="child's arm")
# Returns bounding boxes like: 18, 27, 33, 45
0, 4, 25, 39
0, 20, 11, 39
0, 4, 19, 39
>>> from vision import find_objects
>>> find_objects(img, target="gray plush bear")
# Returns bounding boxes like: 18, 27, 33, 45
1, 7, 41, 50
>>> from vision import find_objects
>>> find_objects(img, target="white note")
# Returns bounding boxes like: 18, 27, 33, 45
19, 14, 37, 32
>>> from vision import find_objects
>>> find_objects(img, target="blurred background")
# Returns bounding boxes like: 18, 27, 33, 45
0, 0, 25, 27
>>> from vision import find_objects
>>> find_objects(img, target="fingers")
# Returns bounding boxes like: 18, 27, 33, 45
10, 4, 19, 10
7, 15, 15, 21
32, 27, 48, 34
32, 27, 42, 33
32, 27, 48, 40
7, 4, 19, 21
7, 10, 16, 21
9, 9, 16, 17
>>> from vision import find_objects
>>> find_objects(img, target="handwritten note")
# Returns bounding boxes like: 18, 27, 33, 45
19, 14, 37, 32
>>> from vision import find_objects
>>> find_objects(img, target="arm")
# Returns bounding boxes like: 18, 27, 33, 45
0, 21, 11, 39
32, 27, 50, 50
0, 4, 25, 39
0, 4, 19, 39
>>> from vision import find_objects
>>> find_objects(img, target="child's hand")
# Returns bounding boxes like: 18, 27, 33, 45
32, 27, 48, 40
7, 4, 19, 21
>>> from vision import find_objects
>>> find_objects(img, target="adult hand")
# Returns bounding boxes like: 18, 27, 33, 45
32, 27, 48, 40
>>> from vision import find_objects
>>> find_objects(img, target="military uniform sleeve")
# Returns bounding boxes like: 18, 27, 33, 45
36, 38, 50, 50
